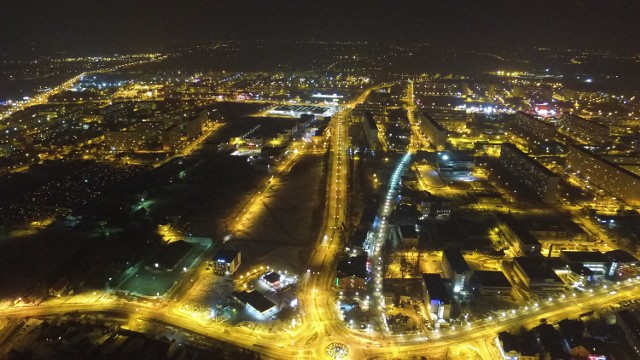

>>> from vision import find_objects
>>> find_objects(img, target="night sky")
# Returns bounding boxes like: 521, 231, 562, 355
1, 0, 640, 52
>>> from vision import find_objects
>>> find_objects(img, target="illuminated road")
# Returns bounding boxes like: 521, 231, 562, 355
0, 55, 166, 123
2, 277, 639, 359
3, 82, 640, 359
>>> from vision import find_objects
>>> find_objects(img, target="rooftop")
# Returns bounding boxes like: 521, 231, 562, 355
263, 271, 281, 284
473, 270, 512, 288
421, 112, 446, 132
561, 251, 609, 264
422, 273, 451, 304
501, 143, 557, 178
337, 255, 368, 280
232, 290, 276, 313
213, 248, 240, 263
605, 249, 639, 263
514, 257, 563, 283
442, 249, 471, 273
501, 215, 541, 246
364, 111, 377, 130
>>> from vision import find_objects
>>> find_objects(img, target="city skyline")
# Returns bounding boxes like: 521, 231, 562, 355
0, 3, 640, 360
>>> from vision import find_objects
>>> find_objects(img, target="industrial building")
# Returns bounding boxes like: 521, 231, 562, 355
419, 112, 447, 151
566, 145, 640, 207
499, 143, 559, 204
441, 249, 472, 293
421, 274, 451, 321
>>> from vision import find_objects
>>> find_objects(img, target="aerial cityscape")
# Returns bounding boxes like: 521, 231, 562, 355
1, 1, 640, 360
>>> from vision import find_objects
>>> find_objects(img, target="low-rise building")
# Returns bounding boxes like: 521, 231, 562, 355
472, 271, 513, 297
497, 332, 540, 360
231, 290, 277, 317
336, 255, 368, 290
397, 225, 419, 248
498, 215, 542, 255
560, 251, 610, 278
262, 272, 282, 288
512, 257, 564, 293
605, 249, 639, 279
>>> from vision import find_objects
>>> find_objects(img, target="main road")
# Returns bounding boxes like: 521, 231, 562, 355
2, 84, 640, 359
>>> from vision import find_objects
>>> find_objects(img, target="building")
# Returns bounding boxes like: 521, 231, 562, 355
555, 114, 612, 146
560, 251, 610, 278
512, 257, 564, 293
419, 112, 447, 151
566, 263, 595, 288
212, 249, 241, 276
441, 249, 472, 293
472, 271, 513, 297
269, 105, 335, 119
421, 273, 451, 321
362, 111, 379, 151
397, 225, 419, 248
104, 130, 141, 151
162, 124, 182, 151
605, 249, 639, 279
231, 290, 277, 317
262, 272, 281, 288
566, 145, 640, 207
184, 111, 207, 140
498, 215, 542, 255
499, 143, 559, 204
526, 219, 590, 248
336, 255, 368, 289
436, 151, 475, 179
497, 332, 540, 360
509, 111, 555, 146
616, 309, 640, 354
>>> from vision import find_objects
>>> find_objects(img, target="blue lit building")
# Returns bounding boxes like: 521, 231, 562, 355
212, 249, 241, 276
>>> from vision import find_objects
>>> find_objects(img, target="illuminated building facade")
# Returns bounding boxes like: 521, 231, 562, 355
566, 145, 640, 207
499, 143, 559, 204
422, 273, 451, 321
419, 112, 447, 151
441, 249, 472, 294
509, 111, 555, 147
212, 249, 241, 276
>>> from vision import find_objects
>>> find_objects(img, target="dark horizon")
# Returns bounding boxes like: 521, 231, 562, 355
2, 0, 640, 53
